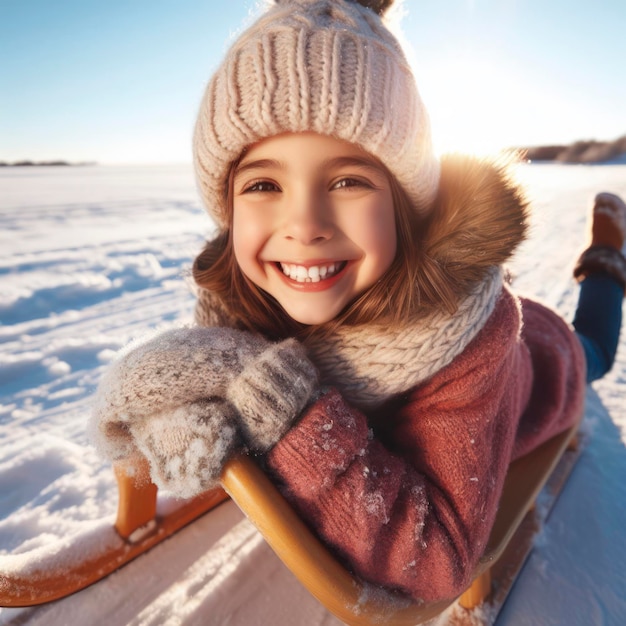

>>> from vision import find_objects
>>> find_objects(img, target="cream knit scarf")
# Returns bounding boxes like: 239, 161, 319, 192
301, 268, 504, 410
196, 268, 504, 412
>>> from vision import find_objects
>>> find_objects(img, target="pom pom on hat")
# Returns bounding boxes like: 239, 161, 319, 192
350, 0, 397, 16
194, 0, 439, 229
273, 0, 397, 17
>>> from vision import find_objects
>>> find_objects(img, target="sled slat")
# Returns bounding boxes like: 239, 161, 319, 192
458, 569, 491, 609
114, 457, 158, 539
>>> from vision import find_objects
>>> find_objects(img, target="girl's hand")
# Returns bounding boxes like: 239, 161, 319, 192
90, 327, 318, 496
119, 398, 240, 498
227, 338, 319, 452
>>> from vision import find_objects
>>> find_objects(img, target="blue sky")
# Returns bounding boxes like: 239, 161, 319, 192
1, 0, 624, 163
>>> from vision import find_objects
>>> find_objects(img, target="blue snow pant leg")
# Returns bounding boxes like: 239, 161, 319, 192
573, 273, 623, 383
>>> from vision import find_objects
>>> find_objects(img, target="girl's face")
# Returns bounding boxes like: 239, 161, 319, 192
232, 132, 396, 325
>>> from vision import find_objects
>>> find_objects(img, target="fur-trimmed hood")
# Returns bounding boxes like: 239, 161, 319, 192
194, 153, 530, 328
415, 153, 529, 314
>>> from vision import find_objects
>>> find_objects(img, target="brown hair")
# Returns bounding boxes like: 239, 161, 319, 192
192, 160, 456, 341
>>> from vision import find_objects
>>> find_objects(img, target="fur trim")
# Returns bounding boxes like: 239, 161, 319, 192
418, 153, 529, 311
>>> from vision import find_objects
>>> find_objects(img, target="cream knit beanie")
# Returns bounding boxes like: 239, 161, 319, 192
194, 0, 440, 229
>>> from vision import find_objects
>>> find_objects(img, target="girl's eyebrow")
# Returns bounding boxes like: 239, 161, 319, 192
234, 158, 282, 177
321, 155, 384, 175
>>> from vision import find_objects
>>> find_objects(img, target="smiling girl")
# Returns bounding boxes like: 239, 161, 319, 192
230, 133, 397, 326
92, 0, 626, 603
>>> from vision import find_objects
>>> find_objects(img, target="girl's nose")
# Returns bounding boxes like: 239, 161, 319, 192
283, 194, 334, 245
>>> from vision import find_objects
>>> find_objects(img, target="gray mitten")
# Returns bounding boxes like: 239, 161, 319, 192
227, 338, 319, 452
91, 326, 270, 430
131, 399, 239, 497
92, 396, 239, 496
91, 326, 318, 494
91, 326, 269, 494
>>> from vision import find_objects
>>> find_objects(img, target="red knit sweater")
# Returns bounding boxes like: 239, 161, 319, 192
266, 289, 586, 602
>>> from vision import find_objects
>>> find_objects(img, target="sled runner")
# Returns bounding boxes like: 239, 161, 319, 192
0, 458, 229, 607
1, 420, 581, 623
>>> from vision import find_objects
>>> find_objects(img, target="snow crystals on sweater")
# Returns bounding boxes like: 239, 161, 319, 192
353, 581, 413, 617
363, 491, 390, 524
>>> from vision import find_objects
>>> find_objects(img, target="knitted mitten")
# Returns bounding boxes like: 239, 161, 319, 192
91, 327, 262, 494
574, 192, 626, 293
127, 399, 239, 498
91, 327, 318, 495
227, 338, 319, 452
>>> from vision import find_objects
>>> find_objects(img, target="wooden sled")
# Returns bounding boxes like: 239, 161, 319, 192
1, 422, 581, 622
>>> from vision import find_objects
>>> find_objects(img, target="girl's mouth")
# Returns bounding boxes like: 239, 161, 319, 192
277, 261, 347, 283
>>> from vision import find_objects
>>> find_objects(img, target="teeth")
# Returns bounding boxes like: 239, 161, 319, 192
279, 262, 343, 283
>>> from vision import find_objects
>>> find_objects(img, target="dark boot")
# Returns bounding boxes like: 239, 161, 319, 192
574, 192, 626, 293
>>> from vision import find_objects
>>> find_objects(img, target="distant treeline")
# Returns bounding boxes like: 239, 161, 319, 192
520, 135, 626, 164
0, 160, 96, 167
5, 137, 626, 167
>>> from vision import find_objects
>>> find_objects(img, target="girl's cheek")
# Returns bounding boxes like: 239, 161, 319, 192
232, 204, 267, 279
232, 206, 251, 264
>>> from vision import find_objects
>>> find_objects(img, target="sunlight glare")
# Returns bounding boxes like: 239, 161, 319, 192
419, 57, 531, 157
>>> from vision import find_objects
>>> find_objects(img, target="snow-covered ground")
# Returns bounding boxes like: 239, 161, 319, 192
1, 163, 625, 626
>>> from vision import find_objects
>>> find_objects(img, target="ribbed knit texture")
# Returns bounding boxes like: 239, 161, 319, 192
194, 0, 440, 228
302, 268, 505, 410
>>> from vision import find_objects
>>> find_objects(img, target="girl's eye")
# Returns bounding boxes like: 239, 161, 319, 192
242, 180, 280, 193
331, 177, 370, 191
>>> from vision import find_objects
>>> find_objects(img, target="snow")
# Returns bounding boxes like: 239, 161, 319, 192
1, 163, 626, 625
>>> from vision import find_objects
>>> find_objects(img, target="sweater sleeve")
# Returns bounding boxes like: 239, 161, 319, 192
266, 290, 533, 602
